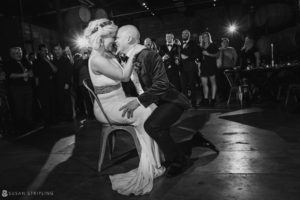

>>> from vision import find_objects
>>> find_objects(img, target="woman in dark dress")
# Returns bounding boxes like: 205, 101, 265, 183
240, 35, 260, 69
239, 35, 262, 103
200, 32, 219, 106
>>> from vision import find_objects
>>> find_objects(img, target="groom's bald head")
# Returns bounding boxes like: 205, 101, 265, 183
115, 25, 140, 53
119, 25, 140, 43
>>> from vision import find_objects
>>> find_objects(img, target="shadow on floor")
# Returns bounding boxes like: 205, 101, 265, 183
0, 122, 79, 193
220, 110, 300, 143
28, 112, 217, 199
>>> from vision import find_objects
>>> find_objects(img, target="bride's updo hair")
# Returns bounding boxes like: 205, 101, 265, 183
84, 18, 118, 50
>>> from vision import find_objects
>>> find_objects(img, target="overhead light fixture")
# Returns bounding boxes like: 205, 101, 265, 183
140, 1, 156, 16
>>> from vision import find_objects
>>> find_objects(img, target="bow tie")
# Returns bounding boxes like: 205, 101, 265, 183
118, 54, 129, 62
167, 43, 173, 47
183, 41, 187, 44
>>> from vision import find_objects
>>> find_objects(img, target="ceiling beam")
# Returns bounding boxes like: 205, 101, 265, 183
37, 5, 83, 16
111, 0, 214, 18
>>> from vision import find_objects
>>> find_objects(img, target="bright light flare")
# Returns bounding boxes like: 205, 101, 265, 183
228, 24, 237, 33
75, 35, 89, 49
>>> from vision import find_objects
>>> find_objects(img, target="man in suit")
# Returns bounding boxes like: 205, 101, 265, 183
5, 47, 35, 133
52, 44, 73, 122
181, 29, 199, 107
115, 25, 218, 178
159, 33, 181, 91
34, 44, 57, 125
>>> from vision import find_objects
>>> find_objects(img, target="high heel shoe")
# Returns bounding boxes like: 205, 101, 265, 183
192, 132, 219, 153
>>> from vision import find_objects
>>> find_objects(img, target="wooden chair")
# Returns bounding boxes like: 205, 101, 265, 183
223, 69, 243, 106
83, 78, 141, 172
285, 84, 300, 106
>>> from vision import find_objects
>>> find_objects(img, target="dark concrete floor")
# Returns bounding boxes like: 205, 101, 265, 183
1, 103, 300, 200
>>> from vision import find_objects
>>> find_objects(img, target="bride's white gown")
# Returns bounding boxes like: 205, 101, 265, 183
89, 56, 165, 195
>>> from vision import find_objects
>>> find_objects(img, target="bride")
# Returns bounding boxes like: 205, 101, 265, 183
84, 18, 165, 195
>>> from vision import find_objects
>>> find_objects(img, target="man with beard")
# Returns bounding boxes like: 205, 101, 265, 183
52, 44, 73, 122
159, 33, 182, 91
34, 44, 57, 125
181, 29, 199, 108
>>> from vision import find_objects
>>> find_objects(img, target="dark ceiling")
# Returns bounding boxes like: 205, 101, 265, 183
0, 0, 298, 56
0, 0, 297, 20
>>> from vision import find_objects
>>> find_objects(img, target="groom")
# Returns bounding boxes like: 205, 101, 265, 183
116, 25, 218, 178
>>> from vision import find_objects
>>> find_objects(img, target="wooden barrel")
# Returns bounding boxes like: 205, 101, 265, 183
79, 7, 91, 22
273, 26, 300, 54
65, 7, 91, 28
239, 14, 251, 31
254, 4, 293, 28
256, 26, 300, 56
94, 9, 108, 19
256, 36, 271, 56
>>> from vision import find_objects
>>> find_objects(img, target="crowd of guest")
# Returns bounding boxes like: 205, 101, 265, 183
0, 44, 93, 137
142, 30, 299, 109
143, 30, 243, 108
1, 28, 299, 138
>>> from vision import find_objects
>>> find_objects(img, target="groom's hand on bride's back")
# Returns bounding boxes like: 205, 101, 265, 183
119, 99, 141, 118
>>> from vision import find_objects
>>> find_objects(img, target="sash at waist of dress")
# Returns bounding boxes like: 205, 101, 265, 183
94, 83, 121, 94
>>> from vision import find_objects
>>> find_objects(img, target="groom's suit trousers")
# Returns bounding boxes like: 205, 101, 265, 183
144, 101, 184, 162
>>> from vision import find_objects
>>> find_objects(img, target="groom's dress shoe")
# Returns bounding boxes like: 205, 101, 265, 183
193, 132, 219, 153
162, 160, 172, 168
165, 156, 189, 178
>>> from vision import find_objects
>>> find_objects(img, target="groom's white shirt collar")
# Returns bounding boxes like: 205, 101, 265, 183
125, 44, 146, 58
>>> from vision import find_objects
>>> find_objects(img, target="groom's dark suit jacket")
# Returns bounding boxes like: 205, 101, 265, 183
134, 49, 190, 109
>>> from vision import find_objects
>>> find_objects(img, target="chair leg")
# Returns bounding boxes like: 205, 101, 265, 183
111, 133, 116, 152
277, 86, 282, 100
128, 128, 141, 158
98, 132, 109, 172
108, 133, 116, 160
285, 87, 292, 106
238, 86, 243, 106
107, 138, 112, 161
227, 89, 233, 105
294, 95, 298, 103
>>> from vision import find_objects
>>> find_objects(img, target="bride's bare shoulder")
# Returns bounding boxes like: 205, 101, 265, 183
90, 53, 119, 74
90, 54, 108, 67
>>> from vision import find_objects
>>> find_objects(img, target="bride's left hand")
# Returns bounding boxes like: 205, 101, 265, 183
119, 99, 141, 118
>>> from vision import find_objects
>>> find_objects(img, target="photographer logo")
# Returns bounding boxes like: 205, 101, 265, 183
2, 190, 8, 197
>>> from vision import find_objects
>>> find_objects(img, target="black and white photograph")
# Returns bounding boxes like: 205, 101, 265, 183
0, 0, 300, 199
